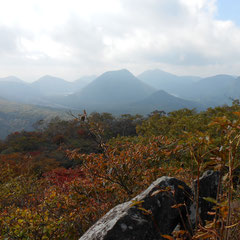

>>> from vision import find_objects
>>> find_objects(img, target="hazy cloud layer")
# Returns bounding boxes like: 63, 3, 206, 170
0, 0, 240, 81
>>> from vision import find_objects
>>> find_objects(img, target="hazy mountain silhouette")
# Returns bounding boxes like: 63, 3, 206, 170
73, 75, 96, 90
125, 90, 204, 114
138, 70, 238, 106
31, 75, 96, 96
184, 74, 236, 105
226, 76, 240, 101
31, 75, 74, 96
194, 74, 235, 94
0, 81, 43, 103
1, 70, 239, 116
138, 69, 201, 96
64, 69, 155, 109
0, 75, 97, 107
0, 76, 74, 107
0, 76, 24, 83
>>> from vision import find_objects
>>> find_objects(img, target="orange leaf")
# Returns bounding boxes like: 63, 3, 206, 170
161, 235, 174, 240
233, 111, 240, 117
226, 222, 240, 229
171, 203, 185, 209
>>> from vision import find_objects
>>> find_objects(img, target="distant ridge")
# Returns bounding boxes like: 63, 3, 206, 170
0, 70, 239, 115
73, 75, 96, 90
0, 76, 24, 83
228, 76, 240, 99
65, 69, 155, 109
0, 81, 43, 103
138, 69, 201, 96
184, 74, 236, 105
32, 75, 74, 96
126, 90, 204, 114
0, 98, 70, 139
31, 75, 97, 96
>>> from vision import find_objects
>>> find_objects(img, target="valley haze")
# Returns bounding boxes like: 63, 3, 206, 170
0, 68, 240, 139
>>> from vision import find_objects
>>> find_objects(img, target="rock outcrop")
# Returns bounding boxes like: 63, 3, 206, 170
193, 170, 220, 224
80, 171, 220, 240
80, 176, 192, 240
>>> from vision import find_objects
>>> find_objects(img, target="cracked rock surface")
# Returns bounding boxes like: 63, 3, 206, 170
79, 171, 220, 240
80, 176, 192, 240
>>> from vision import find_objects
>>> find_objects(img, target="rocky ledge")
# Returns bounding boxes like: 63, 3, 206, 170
80, 171, 220, 240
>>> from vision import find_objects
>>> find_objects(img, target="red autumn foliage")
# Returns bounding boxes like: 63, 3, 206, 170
77, 128, 86, 136
44, 167, 85, 189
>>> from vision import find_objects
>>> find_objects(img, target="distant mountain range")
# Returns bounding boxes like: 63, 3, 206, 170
0, 81, 43, 104
57, 69, 203, 114
31, 75, 97, 96
31, 75, 74, 96
0, 76, 24, 83
126, 90, 204, 115
138, 70, 240, 106
185, 74, 237, 105
0, 69, 240, 116
62, 69, 155, 110
1, 68, 240, 138
0, 75, 96, 106
138, 69, 201, 96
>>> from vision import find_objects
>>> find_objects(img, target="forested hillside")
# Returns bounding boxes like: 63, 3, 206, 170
0, 99, 70, 139
0, 102, 239, 239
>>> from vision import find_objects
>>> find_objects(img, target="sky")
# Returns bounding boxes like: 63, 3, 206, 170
0, 0, 240, 82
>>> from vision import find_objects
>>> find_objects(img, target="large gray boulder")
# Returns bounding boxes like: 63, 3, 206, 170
80, 171, 221, 239
80, 176, 192, 240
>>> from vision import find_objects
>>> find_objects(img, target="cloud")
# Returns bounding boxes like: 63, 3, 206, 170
0, 26, 22, 57
0, 0, 240, 80
95, 0, 240, 71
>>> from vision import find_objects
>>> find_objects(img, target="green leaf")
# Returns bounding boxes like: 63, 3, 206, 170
203, 197, 217, 204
